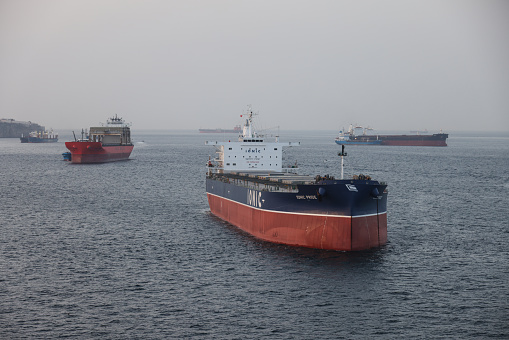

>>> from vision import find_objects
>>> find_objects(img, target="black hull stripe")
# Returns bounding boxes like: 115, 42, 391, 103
207, 192, 387, 218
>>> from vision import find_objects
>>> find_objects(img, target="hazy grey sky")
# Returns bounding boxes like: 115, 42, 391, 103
1, 0, 508, 132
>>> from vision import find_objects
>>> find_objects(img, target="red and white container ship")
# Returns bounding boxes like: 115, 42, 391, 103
65, 115, 133, 164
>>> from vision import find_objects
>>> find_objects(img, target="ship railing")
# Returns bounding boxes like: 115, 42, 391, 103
282, 166, 299, 174
206, 172, 300, 193
206, 167, 224, 175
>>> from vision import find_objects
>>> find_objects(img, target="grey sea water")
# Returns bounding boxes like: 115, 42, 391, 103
1, 131, 508, 339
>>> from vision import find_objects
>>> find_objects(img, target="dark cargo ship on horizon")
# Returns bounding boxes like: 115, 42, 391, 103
199, 125, 242, 133
335, 125, 448, 146
20, 130, 58, 143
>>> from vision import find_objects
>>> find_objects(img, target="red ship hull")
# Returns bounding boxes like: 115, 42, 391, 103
207, 193, 387, 251
381, 139, 447, 146
65, 142, 133, 164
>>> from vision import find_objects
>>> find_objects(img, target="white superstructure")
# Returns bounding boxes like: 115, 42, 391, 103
106, 114, 131, 127
206, 106, 299, 173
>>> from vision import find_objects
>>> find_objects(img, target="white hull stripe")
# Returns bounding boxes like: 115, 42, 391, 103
207, 192, 387, 219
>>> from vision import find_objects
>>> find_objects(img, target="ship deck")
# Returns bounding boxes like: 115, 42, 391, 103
215, 171, 318, 184
207, 171, 327, 193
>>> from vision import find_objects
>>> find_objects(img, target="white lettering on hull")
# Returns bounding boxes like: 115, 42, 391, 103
346, 184, 358, 192
247, 189, 262, 208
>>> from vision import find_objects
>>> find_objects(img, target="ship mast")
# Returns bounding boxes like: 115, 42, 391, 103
338, 145, 347, 180
240, 105, 258, 141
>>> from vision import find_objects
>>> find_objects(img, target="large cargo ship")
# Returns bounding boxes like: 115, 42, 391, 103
65, 115, 133, 163
20, 130, 58, 143
199, 125, 242, 133
335, 125, 448, 146
206, 107, 388, 251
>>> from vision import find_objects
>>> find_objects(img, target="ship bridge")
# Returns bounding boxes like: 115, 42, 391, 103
206, 105, 299, 174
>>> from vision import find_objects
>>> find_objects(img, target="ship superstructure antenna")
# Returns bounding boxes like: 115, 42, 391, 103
348, 124, 354, 136
338, 145, 347, 179
239, 104, 260, 141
